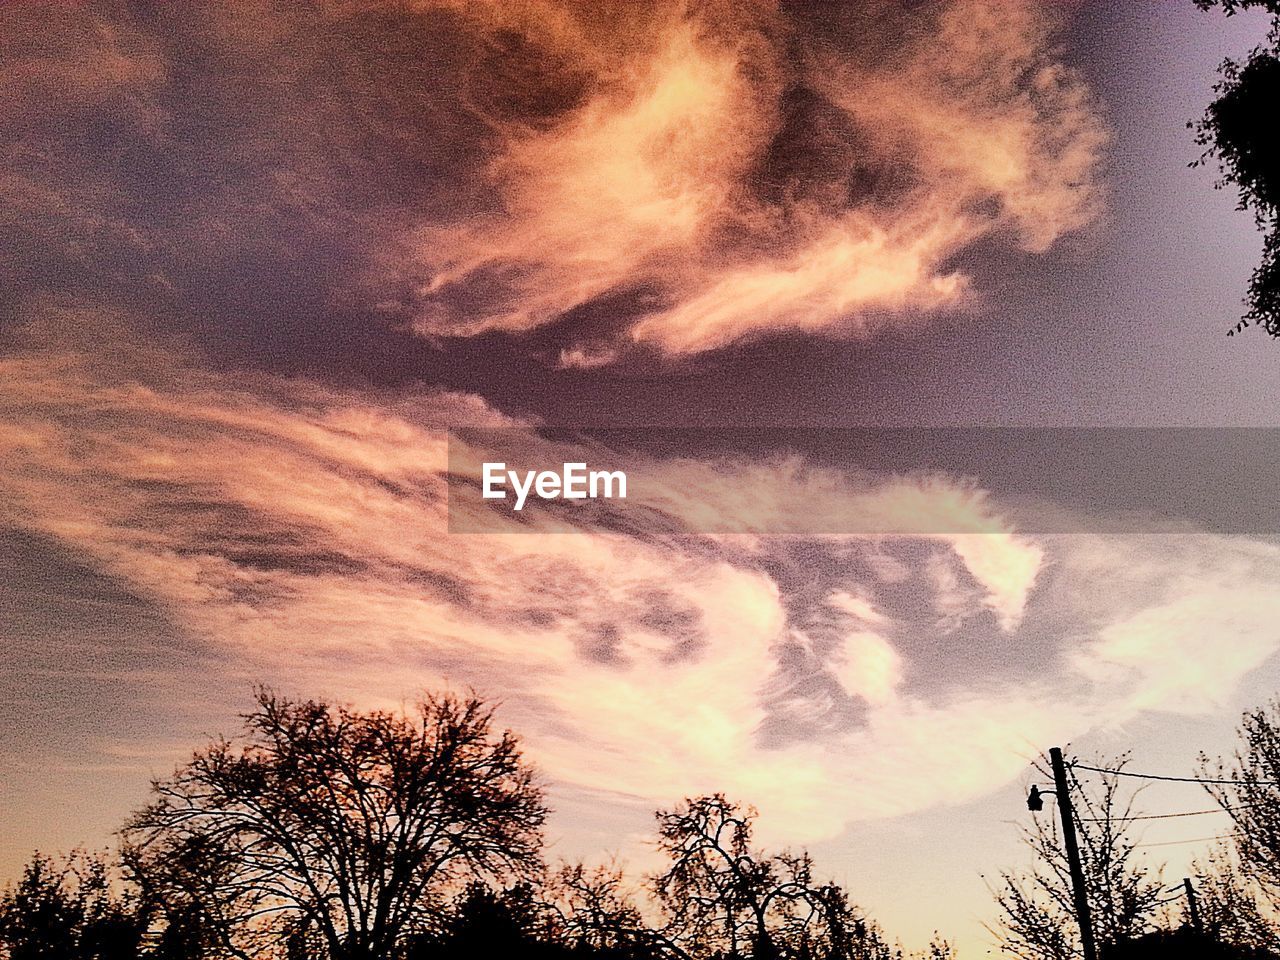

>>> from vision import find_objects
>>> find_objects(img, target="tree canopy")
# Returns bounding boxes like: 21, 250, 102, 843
1193, 1, 1280, 336
119, 691, 546, 960
0, 853, 145, 960
12, 687, 1280, 960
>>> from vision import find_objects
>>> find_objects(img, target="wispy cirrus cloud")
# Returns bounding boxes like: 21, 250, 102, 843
3, 316, 1277, 847
0, 0, 1106, 366
408, 0, 1108, 361
0, 5, 1268, 951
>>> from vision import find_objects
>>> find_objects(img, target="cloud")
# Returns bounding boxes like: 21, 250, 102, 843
407, 0, 1108, 360
0, 0, 1106, 365
3, 320, 1278, 847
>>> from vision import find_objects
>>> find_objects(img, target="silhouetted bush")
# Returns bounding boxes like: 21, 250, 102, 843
1102, 926, 1280, 960
0, 853, 146, 960
398, 882, 658, 960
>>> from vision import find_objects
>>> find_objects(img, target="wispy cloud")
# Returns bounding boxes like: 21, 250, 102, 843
408, 0, 1108, 360
4, 318, 1277, 846
0, 0, 1106, 365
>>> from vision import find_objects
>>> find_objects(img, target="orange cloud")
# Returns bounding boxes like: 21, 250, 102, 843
405, 0, 1107, 360
0, 1, 1106, 364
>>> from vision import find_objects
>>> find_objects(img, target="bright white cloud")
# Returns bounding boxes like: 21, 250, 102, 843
3, 332, 1279, 847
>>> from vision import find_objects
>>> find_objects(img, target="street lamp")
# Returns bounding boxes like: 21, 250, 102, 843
1026, 747, 1097, 960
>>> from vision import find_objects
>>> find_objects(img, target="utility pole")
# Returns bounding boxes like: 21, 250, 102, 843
1183, 877, 1203, 935
1050, 746, 1098, 960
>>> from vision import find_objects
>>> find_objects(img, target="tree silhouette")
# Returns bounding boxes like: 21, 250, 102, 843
399, 882, 548, 959
542, 861, 658, 957
393, 876, 662, 960
650, 795, 895, 960
1192, 1, 1280, 336
0, 690, 954, 960
120, 690, 546, 960
0, 852, 146, 960
1100, 926, 1280, 959
991, 755, 1166, 960
1190, 843, 1280, 952
1201, 700, 1280, 900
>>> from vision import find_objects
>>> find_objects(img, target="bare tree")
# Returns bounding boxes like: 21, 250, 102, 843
542, 861, 659, 957
991, 755, 1165, 960
1198, 699, 1280, 955
121, 690, 546, 960
1191, 843, 1280, 952
1201, 700, 1280, 897
649, 794, 894, 960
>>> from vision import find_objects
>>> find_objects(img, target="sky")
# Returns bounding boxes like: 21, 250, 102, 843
2, 1, 1280, 955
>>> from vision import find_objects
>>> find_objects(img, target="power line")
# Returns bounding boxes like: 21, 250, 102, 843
1077, 807, 1238, 822
1133, 834, 1240, 849
1071, 762, 1280, 787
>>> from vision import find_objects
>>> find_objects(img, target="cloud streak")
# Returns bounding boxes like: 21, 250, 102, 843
0, 0, 1106, 365
409, 0, 1108, 360
3, 320, 1277, 847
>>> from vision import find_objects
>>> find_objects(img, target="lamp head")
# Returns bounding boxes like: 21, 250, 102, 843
1027, 785, 1045, 812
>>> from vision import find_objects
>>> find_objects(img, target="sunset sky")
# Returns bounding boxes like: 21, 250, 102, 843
3, 2, 1280, 954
